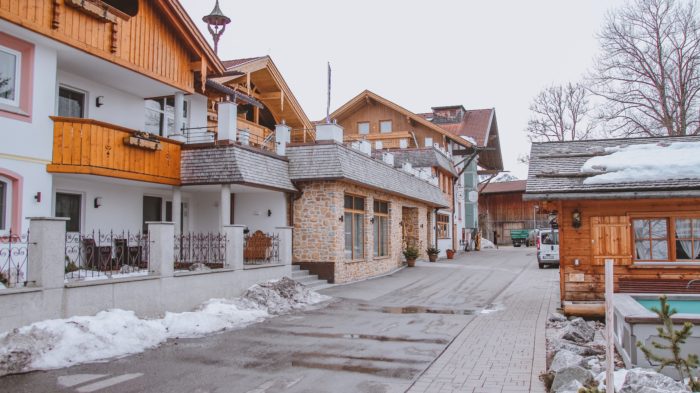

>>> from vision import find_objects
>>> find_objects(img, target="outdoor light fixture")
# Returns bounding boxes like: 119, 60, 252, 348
94, 197, 102, 208
34, 192, 41, 203
96, 96, 105, 107
370, 217, 375, 224
267, 209, 272, 217
339, 215, 344, 222
572, 209, 582, 229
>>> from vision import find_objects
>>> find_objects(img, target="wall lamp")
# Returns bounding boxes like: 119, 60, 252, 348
572, 209, 582, 229
34, 192, 41, 203
339, 215, 344, 222
370, 217, 375, 224
267, 209, 272, 217
94, 197, 103, 208
96, 96, 105, 107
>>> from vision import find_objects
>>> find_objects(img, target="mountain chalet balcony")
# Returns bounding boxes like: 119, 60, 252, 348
343, 131, 417, 149
48, 117, 182, 185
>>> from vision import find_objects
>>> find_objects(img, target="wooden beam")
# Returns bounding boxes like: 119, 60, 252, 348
190, 61, 202, 71
259, 92, 282, 100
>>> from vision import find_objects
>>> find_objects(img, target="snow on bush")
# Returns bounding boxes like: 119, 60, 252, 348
0, 277, 329, 376
581, 141, 700, 184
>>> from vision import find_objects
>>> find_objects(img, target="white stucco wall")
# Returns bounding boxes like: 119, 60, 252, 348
233, 191, 287, 234
187, 191, 220, 233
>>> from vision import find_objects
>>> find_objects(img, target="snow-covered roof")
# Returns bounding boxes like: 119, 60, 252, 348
524, 135, 700, 201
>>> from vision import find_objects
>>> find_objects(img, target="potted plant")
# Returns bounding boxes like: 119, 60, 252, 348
446, 249, 455, 259
403, 245, 419, 267
426, 246, 440, 262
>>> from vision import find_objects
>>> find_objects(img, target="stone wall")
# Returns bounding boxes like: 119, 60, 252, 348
293, 180, 433, 284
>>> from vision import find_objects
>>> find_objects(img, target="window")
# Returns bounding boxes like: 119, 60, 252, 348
358, 122, 370, 134
58, 86, 86, 118
145, 96, 188, 136
379, 120, 392, 133
437, 214, 449, 239
633, 219, 668, 261
0, 44, 20, 107
675, 218, 700, 260
56, 193, 81, 232
142, 196, 163, 233
0, 180, 6, 231
344, 195, 365, 260
373, 200, 389, 257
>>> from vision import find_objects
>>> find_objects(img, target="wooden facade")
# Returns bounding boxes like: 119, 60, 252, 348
0, 0, 222, 93
553, 198, 700, 313
479, 181, 548, 244
48, 117, 181, 185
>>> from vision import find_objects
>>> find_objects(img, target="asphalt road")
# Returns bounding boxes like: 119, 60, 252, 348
1, 247, 543, 393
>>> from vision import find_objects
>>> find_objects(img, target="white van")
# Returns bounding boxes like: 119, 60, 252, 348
536, 229, 559, 269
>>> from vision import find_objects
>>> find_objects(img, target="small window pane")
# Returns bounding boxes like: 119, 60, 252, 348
354, 197, 364, 211
650, 219, 667, 238
379, 120, 392, 133
0, 47, 18, 104
58, 87, 85, 118
353, 213, 364, 258
635, 240, 651, 260
633, 220, 650, 239
651, 240, 668, 260
358, 122, 369, 134
344, 195, 353, 209
677, 219, 692, 238
344, 213, 353, 259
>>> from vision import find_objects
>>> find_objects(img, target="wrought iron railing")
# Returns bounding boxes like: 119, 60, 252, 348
0, 232, 31, 288
174, 232, 227, 270
182, 126, 217, 144
64, 230, 150, 281
243, 231, 280, 265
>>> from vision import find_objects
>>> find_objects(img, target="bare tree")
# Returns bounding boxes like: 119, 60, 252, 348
526, 82, 596, 142
590, 0, 700, 136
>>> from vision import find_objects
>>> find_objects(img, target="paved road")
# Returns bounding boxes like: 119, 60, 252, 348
1, 247, 558, 393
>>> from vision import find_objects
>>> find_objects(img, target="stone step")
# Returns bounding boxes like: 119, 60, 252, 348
304, 281, 333, 291
293, 274, 320, 283
292, 265, 301, 271
291, 270, 310, 278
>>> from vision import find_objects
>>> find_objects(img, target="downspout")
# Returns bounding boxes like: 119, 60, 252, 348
434, 207, 439, 248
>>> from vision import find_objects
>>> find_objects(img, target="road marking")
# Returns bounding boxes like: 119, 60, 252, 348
57, 374, 108, 388
75, 373, 143, 392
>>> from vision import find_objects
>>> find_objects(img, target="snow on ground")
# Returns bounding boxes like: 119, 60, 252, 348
581, 141, 700, 184
0, 277, 330, 376
480, 238, 496, 249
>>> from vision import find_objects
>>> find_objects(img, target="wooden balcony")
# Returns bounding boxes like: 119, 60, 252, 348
238, 118, 275, 150
343, 131, 417, 149
48, 117, 182, 185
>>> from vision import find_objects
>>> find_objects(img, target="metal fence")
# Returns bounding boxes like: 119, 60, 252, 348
174, 232, 227, 269
0, 232, 30, 288
64, 231, 150, 281
243, 231, 280, 265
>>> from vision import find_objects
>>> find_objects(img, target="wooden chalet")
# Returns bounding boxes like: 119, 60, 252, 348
479, 180, 548, 245
525, 136, 700, 316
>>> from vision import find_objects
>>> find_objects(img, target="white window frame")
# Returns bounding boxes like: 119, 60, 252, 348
144, 96, 190, 137
0, 44, 21, 108
57, 84, 88, 118
0, 176, 12, 234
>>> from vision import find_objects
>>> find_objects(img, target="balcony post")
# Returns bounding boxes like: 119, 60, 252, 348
222, 225, 245, 270
275, 121, 291, 156
218, 101, 238, 142
172, 187, 182, 235
169, 92, 186, 142
220, 184, 231, 230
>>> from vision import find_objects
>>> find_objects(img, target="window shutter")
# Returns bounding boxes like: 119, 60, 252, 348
590, 216, 632, 265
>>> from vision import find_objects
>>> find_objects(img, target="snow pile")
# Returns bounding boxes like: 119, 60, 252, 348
581, 141, 700, 184
481, 238, 496, 249
0, 277, 329, 376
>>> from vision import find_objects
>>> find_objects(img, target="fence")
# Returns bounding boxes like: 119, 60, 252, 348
174, 232, 227, 270
64, 230, 150, 281
243, 231, 280, 265
0, 232, 30, 289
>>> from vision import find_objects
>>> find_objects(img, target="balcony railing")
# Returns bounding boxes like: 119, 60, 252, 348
48, 117, 182, 185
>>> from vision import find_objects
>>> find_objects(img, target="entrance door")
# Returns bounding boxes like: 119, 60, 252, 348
142, 196, 163, 232
56, 193, 81, 232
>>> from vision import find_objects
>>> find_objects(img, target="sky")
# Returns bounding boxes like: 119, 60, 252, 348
181, 0, 628, 179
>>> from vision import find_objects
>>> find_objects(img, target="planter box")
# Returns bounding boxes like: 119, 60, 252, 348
123, 136, 162, 151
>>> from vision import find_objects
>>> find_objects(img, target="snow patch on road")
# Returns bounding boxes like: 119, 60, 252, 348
0, 277, 329, 375
480, 238, 496, 249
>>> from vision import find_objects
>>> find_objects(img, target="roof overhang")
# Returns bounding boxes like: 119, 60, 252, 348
524, 189, 700, 201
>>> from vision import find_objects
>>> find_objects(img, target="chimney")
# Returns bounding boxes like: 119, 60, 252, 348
375, 141, 383, 150
424, 137, 433, 148
382, 152, 394, 166
275, 121, 291, 155
358, 140, 371, 156
238, 129, 250, 145
399, 139, 408, 149
217, 101, 238, 142
316, 121, 344, 143
401, 162, 413, 173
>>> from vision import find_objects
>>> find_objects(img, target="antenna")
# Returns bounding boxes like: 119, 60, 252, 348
326, 62, 332, 124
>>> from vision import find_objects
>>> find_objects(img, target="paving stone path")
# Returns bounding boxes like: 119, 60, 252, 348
408, 261, 560, 393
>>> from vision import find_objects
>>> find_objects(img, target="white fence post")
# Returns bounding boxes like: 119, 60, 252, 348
27, 217, 69, 289
223, 225, 245, 270
605, 259, 615, 392
148, 222, 174, 278
276, 226, 293, 266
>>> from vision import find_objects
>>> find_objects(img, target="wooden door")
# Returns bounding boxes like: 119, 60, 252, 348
590, 216, 632, 265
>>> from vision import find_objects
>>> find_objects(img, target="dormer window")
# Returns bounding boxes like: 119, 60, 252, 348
379, 120, 392, 133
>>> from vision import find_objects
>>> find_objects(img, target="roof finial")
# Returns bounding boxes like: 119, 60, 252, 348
202, 0, 231, 54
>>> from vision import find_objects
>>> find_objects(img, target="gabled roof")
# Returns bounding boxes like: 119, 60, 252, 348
525, 135, 700, 201
215, 56, 312, 132
328, 90, 473, 148
426, 108, 503, 171
287, 142, 449, 207
480, 180, 527, 194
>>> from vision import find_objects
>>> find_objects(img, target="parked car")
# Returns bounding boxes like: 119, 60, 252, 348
536, 229, 559, 269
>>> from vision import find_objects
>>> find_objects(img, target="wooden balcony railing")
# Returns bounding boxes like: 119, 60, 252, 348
48, 117, 182, 185
343, 131, 417, 149
237, 118, 275, 150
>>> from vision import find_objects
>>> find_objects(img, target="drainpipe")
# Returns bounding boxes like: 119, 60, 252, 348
434, 207, 439, 248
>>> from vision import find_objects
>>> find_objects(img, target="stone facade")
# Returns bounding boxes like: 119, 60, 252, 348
293, 180, 435, 284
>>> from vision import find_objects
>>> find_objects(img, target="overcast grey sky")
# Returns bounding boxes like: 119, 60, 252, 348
181, 0, 628, 178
